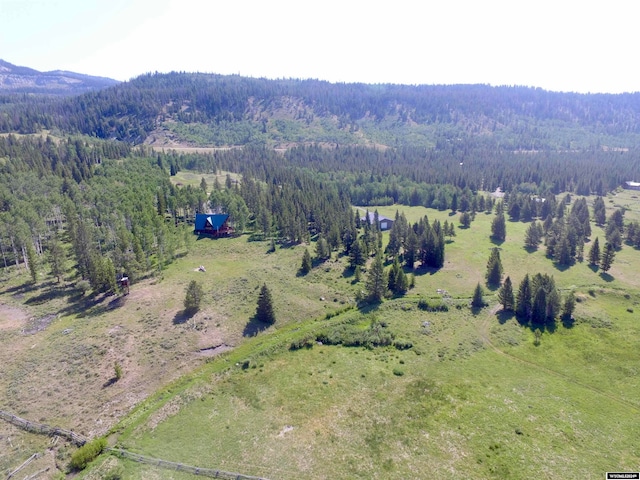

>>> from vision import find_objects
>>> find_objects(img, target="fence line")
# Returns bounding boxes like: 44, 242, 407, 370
1, 410, 270, 480
0, 410, 87, 446
108, 449, 270, 480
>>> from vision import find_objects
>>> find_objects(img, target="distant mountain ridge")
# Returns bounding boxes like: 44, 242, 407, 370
0, 59, 119, 95
3, 68, 640, 151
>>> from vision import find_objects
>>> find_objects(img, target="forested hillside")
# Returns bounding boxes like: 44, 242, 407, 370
0, 59, 119, 95
3, 72, 640, 149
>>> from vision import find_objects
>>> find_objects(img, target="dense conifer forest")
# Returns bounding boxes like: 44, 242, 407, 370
0, 72, 639, 292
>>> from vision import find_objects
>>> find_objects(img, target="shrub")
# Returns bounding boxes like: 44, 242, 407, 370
289, 336, 315, 350
417, 298, 449, 312
392, 368, 405, 376
393, 339, 413, 350
114, 362, 123, 380
76, 280, 90, 295
70, 438, 107, 470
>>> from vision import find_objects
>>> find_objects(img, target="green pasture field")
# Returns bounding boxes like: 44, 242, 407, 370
78, 200, 640, 479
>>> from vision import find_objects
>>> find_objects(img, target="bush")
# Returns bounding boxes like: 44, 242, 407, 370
114, 362, 123, 380
289, 336, 315, 350
70, 437, 107, 470
76, 279, 90, 295
393, 339, 413, 350
417, 298, 449, 312
392, 368, 405, 376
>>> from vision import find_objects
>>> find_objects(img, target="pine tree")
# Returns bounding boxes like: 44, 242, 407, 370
48, 237, 66, 283
184, 280, 204, 314
485, 247, 503, 287
497, 276, 515, 311
256, 284, 276, 324
459, 212, 472, 228
531, 287, 547, 325
471, 282, 485, 308
524, 221, 541, 249
516, 274, 532, 321
600, 242, 616, 272
348, 239, 366, 268
593, 196, 606, 225
562, 292, 576, 320
588, 237, 601, 266
315, 235, 330, 262
491, 212, 506, 241
365, 253, 387, 303
26, 243, 37, 283
301, 248, 312, 274
388, 258, 408, 295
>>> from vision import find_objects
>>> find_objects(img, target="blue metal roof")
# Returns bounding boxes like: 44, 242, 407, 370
194, 213, 229, 231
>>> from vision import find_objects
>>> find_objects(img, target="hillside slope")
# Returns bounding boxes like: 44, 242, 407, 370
3, 71, 640, 149
0, 59, 119, 95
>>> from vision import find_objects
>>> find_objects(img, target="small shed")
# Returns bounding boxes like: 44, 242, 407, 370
194, 213, 233, 237
624, 181, 640, 191
361, 212, 394, 231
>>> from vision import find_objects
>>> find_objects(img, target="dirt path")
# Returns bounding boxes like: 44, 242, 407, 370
477, 304, 640, 413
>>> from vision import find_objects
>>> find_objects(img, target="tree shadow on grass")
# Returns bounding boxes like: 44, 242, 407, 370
490, 238, 505, 246
24, 283, 76, 305
102, 377, 118, 388
497, 309, 515, 324
552, 262, 571, 272
173, 309, 195, 325
242, 315, 271, 337
523, 245, 539, 254
599, 272, 614, 282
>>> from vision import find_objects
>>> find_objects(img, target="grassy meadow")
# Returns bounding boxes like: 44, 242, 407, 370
59, 197, 640, 479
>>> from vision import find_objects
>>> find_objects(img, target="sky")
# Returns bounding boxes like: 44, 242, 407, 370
0, 0, 638, 94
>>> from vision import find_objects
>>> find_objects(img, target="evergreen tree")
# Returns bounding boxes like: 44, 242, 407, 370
588, 237, 601, 266
459, 212, 471, 228
48, 237, 66, 283
388, 258, 408, 295
348, 239, 366, 268
491, 212, 506, 241
556, 234, 573, 265
315, 235, 330, 262
256, 284, 276, 324
26, 243, 37, 283
593, 196, 606, 225
365, 253, 387, 303
516, 274, 532, 321
600, 242, 616, 272
471, 282, 485, 308
531, 287, 547, 325
301, 248, 312, 274
562, 292, 576, 320
404, 229, 418, 269
184, 280, 204, 314
524, 221, 542, 249
497, 276, 515, 311
485, 247, 503, 287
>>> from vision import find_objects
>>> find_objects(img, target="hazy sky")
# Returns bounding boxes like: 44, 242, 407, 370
1, 0, 637, 93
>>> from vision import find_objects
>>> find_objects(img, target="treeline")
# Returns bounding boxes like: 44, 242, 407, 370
4, 72, 640, 148
173, 144, 640, 211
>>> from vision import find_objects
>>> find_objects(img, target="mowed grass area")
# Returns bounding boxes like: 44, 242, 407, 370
81, 201, 640, 479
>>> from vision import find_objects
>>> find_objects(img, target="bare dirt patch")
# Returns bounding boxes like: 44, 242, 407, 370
0, 303, 29, 330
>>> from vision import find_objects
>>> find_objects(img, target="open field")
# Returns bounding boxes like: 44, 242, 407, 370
2, 199, 640, 479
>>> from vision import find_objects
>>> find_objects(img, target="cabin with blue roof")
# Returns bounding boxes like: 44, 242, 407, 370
194, 213, 233, 237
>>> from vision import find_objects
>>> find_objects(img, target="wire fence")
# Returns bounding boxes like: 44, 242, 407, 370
1, 409, 270, 480
108, 449, 270, 480
0, 410, 87, 446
